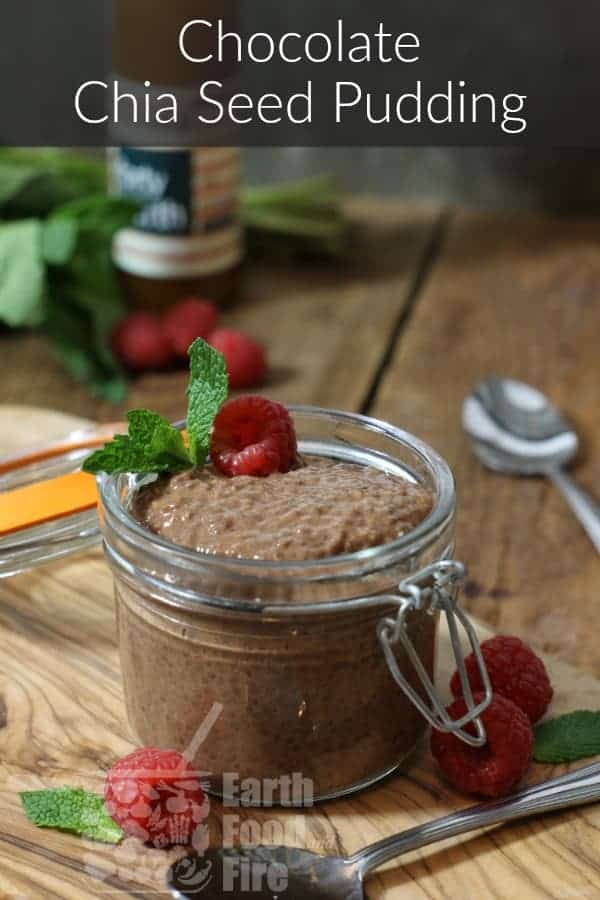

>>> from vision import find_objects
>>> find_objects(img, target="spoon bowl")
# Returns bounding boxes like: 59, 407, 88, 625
463, 377, 600, 552
168, 846, 362, 900
462, 377, 579, 474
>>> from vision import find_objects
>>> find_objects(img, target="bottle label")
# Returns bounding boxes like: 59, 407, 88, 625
111, 147, 242, 279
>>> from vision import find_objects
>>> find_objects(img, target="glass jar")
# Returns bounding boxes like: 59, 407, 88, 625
98, 407, 477, 803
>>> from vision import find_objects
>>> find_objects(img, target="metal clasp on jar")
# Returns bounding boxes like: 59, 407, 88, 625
377, 560, 492, 747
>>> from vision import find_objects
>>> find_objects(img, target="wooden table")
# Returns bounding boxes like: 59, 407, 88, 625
1, 198, 600, 899
3, 197, 599, 676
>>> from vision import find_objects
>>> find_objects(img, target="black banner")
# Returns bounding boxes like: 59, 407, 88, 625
0, 0, 596, 146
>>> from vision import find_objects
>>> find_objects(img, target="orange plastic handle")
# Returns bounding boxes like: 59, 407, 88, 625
0, 422, 187, 536
0, 471, 99, 536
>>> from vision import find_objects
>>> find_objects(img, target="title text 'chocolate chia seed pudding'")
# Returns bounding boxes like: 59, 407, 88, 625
101, 408, 456, 803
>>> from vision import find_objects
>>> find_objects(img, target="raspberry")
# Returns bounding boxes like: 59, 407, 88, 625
112, 313, 173, 371
431, 693, 533, 797
209, 329, 267, 389
163, 298, 219, 359
211, 395, 298, 477
450, 635, 553, 724
104, 747, 206, 848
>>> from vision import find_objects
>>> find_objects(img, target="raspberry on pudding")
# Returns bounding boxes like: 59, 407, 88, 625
210, 396, 297, 477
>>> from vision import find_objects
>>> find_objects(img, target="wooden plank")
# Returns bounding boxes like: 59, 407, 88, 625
0, 199, 442, 423
0, 407, 599, 899
372, 210, 600, 676
0, 548, 599, 900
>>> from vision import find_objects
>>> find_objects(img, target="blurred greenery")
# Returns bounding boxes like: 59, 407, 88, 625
0, 150, 132, 401
0, 150, 347, 401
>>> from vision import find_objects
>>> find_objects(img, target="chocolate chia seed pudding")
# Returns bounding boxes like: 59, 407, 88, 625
101, 409, 455, 803
132, 457, 434, 561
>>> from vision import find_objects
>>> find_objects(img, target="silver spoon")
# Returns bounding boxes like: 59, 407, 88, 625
167, 762, 600, 898
463, 377, 600, 553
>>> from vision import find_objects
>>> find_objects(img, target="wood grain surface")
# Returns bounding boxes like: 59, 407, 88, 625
372, 210, 600, 676
0, 200, 443, 423
1, 200, 600, 897
1, 546, 599, 900
2, 200, 597, 677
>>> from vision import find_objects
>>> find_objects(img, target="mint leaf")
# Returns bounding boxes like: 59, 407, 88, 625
0, 149, 106, 218
533, 711, 600, 763
20, 787, 123, 844
186, 339, 229, 464
44, 195, 139, 403
42, 217, 78, 265
83, 411, 192, 475
82, 340, 228, 475
0, 161, 43, 210
82, 434, 151, 474
128, 410, 191, 468
0, 219, 46, 328
45, 298, 127, 404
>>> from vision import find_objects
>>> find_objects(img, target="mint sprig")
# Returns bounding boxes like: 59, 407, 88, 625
83, 410, 191, 474
186, 337, 229, 465
21, 787, 123, 844
83, 339, 229, 475
533, 710, 600, 764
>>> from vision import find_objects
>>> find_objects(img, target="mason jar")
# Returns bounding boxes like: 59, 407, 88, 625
98, 407, 484, 804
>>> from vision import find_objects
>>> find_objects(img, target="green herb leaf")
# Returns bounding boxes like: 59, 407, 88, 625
43, 194, 139, 402
44, 294, 127, 404
186, 339, 229, 465
128, 410, 191, 468
241, 176, 347, 259
0, 162, 43, 211
0, 149, 106, 219
42, 217, 78, 265
82, 340, 229, 475
82, 434, 154, 475
533, 710, 600, 763
20, 787, 123, 844
83, 411, 192, 475
0, 219, 46, 328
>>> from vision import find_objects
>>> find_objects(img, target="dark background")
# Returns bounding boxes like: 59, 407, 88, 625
4, 1, 600, 214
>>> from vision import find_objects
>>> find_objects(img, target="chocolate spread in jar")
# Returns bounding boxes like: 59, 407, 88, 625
132, 456, 434, 560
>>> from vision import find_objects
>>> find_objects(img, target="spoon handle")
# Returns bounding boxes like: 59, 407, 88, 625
349, 761, 600, 877
546, 466, 600, 554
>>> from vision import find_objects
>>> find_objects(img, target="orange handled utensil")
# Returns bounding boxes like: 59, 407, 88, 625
0, 472, 100, 536
0, 425, 122, 537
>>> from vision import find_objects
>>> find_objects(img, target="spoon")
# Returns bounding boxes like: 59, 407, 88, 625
463, 377, 600, 553
167, 762, 600, 898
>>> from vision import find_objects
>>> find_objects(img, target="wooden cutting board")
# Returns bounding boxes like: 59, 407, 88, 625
1, 407, 599, 900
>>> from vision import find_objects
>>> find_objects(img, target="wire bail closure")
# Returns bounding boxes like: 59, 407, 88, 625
377, 560, 492, 747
